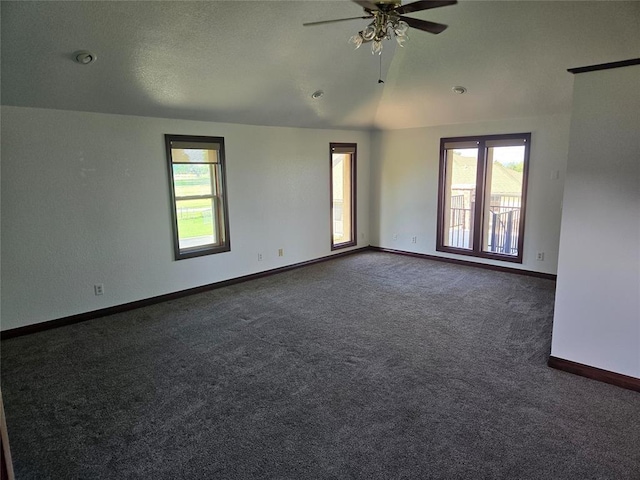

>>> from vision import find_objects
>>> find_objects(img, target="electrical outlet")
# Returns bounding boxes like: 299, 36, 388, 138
392, 234, 398, 241
94, 284, 104, 296
536, 252, 545, 261
361, 233, 365, 240
258, 253, 263, 261
411, 236, 417, 244
278, 248, 284, 257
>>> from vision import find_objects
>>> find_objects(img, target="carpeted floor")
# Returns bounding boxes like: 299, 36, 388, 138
2, 251, 639, 479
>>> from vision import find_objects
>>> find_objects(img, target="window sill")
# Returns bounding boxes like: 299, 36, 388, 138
175, 244, 231, 260
435, 245, 523, 264
331, 241, 357, 251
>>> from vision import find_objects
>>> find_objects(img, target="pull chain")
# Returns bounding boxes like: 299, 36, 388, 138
378, 52, 384, 84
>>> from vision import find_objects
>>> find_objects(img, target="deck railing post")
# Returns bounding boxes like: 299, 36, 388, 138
504, 210, 514, 254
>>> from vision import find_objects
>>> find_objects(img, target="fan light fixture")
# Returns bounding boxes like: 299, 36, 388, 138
349, 13, 409, 55
303, 1, 457, 58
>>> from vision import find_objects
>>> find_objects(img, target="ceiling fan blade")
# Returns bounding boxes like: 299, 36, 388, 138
303, 15, 372, 26
399, 15, 448, 34
394, 0, 457, 15
351, 0, 380, 12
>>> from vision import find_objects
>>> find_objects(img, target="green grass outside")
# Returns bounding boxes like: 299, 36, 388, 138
176, 199, 214, 239
174, 182, 212, 197
178, 216, 213, 239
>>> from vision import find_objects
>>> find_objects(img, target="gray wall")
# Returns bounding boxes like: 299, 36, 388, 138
369, 114, 570, 275
551, 65, 640, 379
0, 107, 371, 330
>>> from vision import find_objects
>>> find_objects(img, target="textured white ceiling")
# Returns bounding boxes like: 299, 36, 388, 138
2, 1, 639, 130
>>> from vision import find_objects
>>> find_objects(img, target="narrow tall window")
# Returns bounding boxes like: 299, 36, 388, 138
437, 133, 530, 263
330, 143, 357, 250
165, 135, 230, 260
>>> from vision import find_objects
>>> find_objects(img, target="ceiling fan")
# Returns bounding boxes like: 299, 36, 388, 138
304, 0, 457, 54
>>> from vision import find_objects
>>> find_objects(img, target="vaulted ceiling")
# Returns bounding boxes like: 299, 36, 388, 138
2, 1, 639, 130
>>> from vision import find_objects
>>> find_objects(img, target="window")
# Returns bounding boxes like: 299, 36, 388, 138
165, 134, 230, 260
330, 143, 357, 250
437, 133, 530, 263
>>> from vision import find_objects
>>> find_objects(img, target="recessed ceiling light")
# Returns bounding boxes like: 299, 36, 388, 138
311, 90, 324, 99
73, 51, 97, 65
452, 86, 467, 94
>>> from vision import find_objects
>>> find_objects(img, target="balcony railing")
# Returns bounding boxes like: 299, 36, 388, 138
487, 207, 520, 255
447, 194, 520, 255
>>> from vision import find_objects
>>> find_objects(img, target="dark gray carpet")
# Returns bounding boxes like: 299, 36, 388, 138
2, 251, 639, 479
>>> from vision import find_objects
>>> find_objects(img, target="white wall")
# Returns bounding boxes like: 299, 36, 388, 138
370, 114, 570, 274
0, 106, 370, 330
551, 65, 640, 379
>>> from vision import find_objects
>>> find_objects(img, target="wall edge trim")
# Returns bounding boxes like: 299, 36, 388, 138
568, 58, 640, 74
548, 356, 640, 393
369, 246, 557, 280
1, 247, 369, 339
